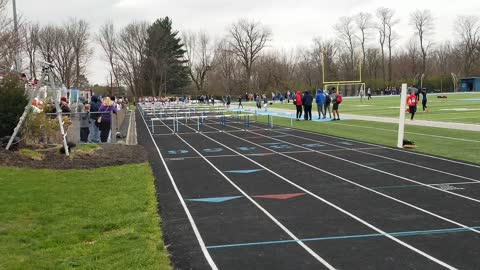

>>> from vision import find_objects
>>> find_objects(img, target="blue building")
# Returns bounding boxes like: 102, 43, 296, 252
461, 77, 480, 92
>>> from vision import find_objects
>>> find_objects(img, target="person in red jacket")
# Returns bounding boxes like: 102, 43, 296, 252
407, 92, 418, 120
295, 90, 303, 120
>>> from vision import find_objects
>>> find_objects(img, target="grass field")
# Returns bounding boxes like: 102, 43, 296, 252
247, 92, 480, 124
253, 115, 480, 164
0, 163, 172, 270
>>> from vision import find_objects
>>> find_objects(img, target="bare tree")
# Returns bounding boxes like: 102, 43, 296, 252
213, 39, 236, 95
22, 22, 39, 79
67, 18, 92, 88
50, 26, 76, 88
0, 0, 17, 71
228, 18, 271, 90
312, 38, 337, 82
334, 16, 357, 79
183, 31, 214, 96
115, 21, 148, 97
355, 12, 372, 79
98, 22, 120, 91
411, 9, 435, 75
455, 15, 480, 76
37, 25, 56, 64
377, 7, 397, 84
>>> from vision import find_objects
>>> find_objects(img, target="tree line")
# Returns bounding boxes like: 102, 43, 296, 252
1, 0, 479, 97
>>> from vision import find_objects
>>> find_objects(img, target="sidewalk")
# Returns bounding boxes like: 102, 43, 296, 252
236, 106, 480, 132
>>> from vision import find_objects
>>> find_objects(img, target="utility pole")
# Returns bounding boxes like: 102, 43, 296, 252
12, 0, 20, 72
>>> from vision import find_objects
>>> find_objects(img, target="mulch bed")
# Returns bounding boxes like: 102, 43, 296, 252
0, 144, 148, 169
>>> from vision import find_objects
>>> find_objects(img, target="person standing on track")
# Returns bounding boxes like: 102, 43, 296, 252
238, 95, 243, 109
226, 95, 231, 109
315, 89, 326, 119
421, 89, 429, 112
359, 87, 365, 102
324, 90, 332, 119
407, 91, 418, 120
302, 90, 313, 121
331, 88, 342, 121
367, 88, 372, 100
295, 90, 303, 120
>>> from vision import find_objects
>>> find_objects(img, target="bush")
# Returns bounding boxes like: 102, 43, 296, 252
0, 75, 28, 138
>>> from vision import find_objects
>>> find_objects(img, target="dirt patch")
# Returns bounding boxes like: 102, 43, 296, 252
0, 144, 148, 169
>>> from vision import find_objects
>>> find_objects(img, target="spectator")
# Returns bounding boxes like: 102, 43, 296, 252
98, 97, 118, 143
226, 95, 231, 108
324, 90, 332, 119
367, 88, 372, 100
421, 89, 429, 112
79, 104, 90, 143
238, 95, 243, 109
315, 89, 326, 119
302, 91, 313, 121
88, 95, 101, 143
295, 90, 303, 120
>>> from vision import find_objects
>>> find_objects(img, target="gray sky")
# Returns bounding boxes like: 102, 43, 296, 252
15, 0, 480, 85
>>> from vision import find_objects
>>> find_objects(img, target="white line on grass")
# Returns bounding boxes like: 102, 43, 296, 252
252, 120, 480, 169
139, 110, 219, 270
240, 124, 480, 204
180, 120, 460, 269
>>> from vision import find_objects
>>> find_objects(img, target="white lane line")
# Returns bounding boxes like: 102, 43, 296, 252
201, 121, 480, 232
183, 121, 460, 270
274, 122, 480, 169
139, 110, 219, 270
243, 126, 480, 204
253, 126, 480, 184
169, 125, 337, 269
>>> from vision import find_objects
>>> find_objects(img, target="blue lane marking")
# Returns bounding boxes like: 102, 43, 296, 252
206, 226, 480, 249
186, 196, 243, 203
271, 134, 290, 138
260, 142, 282, 145
237, 147, 256, 151
224, 169, 264, 174
167, 150, 189, 154
269, 144, 292, 149
203, 148, 224, 153
246, 153, 272, 157
302, 143, 325, 148
338, 142, 354, 146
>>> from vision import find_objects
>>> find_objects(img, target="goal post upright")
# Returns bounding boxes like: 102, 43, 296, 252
321, 49, 363, 95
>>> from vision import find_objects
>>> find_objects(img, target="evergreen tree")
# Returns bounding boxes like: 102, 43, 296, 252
143, 17, 190, 96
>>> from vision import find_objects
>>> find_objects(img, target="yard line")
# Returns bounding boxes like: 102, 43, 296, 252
179, 120, 460, 270
139, 110, 219, 270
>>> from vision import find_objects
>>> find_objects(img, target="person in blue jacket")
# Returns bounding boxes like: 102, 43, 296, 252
315, 89, 326, 119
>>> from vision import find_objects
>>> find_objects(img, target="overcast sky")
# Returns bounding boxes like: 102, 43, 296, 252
15, 0, 480, 85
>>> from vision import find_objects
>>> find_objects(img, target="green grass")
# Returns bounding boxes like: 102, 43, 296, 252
75, 144, 100, 152
246, 92, 480, 124
19, 148, 44, 160
254, 115, 480, 164
0, 163, 172, 270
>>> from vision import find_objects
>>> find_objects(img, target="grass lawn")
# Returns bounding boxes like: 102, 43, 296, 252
246, 92, 480, 124
253, 115, 480, 164
0, 163, 172, 270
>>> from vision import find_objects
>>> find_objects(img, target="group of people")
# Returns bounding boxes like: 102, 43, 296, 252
294, 88, 342, 121
31, 95, 127, 143
406, 85, 429, 120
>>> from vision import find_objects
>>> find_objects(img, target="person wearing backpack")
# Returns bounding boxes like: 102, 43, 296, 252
407, 91, 418, 120
295, 90, 303, 120
332, 88, 342, 121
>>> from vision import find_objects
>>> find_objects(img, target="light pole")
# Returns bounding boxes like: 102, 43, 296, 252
12, 0, 20, 72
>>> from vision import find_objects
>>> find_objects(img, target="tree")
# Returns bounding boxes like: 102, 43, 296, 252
143, 17, 189, 96
355, 12, 372, 79
183, 31, 214, 96
22, 22, 39, 79
37, 25, 56, 64
227, 19, 271, 90
50, 26, 75, 88
411, 9, 435, 76
377, 7, 398, 84
115, 21, 148, 97
0, 0, 16, 71
334, 16, 357, 79
98, 22, 120, 92
68, 18, 92, 88
455, 15, 480, 76
213, 39, 236, 95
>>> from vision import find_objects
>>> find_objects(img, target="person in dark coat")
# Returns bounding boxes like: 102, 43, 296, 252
302, 91, 313, 121
88, 95, 102, 143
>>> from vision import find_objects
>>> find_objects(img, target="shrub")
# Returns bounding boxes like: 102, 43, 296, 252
0, 75, 28, 138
